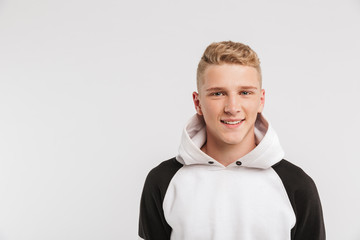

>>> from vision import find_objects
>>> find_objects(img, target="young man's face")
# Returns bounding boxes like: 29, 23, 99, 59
193, 64, 265, 147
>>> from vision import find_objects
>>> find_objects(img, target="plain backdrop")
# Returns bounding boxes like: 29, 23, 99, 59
0, 0, 359, 239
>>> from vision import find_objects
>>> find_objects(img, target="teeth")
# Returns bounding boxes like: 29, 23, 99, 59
221, 120, 243, 125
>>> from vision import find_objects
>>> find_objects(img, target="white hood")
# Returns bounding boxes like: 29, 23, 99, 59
176, 113, 285, 169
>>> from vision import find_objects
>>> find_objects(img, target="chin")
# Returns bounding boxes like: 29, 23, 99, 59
221, 135, 246, 145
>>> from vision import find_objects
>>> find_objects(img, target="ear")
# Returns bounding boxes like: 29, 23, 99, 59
258, 89, 265, 113
192, 92, 203, 115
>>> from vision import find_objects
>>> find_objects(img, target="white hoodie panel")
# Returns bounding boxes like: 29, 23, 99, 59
163, 165, 296, 240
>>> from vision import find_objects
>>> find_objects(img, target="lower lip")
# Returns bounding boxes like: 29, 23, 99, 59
221, 120, 244, 128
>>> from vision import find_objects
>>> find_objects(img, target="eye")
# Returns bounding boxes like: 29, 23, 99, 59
240, 91, 251, 95
211, 92, 224, 96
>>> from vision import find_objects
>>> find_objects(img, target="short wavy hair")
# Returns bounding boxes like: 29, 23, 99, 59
196, 41, 262, 90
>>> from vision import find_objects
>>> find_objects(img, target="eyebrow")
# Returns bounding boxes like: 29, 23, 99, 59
205, 86, 258, 92
205, 87, 225, 92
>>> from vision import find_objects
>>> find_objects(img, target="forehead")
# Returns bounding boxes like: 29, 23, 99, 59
201, 64, 260, 90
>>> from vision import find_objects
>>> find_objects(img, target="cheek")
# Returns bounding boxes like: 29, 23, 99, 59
201, 102, 222, 116
243, 101, 262, 114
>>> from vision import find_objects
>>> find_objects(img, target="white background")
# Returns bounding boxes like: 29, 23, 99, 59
0, 0, 359, 239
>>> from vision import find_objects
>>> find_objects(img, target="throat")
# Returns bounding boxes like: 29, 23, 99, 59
201, 138, 256, 167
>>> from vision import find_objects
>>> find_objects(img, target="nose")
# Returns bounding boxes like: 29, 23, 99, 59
224, 94, 241, 115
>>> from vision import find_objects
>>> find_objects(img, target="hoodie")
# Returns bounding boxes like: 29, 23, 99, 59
138, 114, 325, 240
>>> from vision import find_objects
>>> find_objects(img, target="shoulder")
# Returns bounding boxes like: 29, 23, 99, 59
272, 159, 322, 209
143, 157, 183, 199
272, 159, 319, 197
146, 157, 183, 183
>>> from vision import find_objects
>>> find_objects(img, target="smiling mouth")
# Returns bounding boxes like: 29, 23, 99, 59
220, 119, 244, 125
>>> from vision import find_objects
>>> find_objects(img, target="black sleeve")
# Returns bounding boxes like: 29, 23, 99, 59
138, 158, 183, 240
272, 159, 326, 240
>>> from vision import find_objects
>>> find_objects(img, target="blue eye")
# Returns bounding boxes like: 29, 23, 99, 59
212, 92, 224, 96
241, 91, 251, 95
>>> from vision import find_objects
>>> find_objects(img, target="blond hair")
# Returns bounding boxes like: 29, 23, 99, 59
197, 41, 262, 90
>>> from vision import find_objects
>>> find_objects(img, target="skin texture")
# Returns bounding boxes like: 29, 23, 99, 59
193, 64, 265, 166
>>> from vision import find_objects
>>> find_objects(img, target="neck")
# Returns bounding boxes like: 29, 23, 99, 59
201, 133, 256, 167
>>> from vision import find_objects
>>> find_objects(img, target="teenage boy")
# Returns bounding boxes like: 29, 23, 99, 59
138, 41, 325, 240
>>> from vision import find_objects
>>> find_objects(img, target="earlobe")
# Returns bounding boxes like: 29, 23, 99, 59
192, 92, 203, 115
